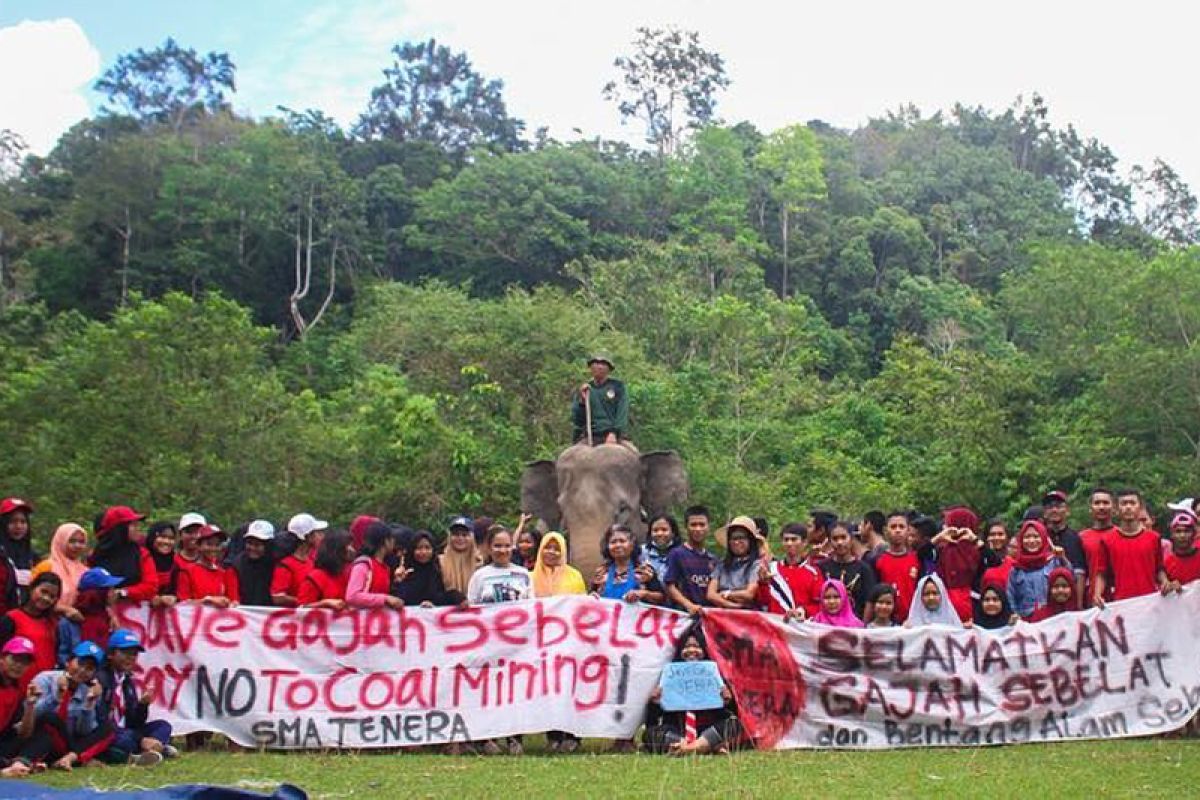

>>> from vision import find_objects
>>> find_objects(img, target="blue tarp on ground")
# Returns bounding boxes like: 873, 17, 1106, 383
0, 781, 306, 799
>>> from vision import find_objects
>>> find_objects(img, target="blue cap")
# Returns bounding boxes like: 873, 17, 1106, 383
78, 567, 124, 591
107, 629, 145, 652
72, 641, 104, 665
448, 515, 473, 531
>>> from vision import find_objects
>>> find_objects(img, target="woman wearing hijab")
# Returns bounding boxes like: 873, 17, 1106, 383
234, 521, 277, 607
809, 579, 864, 628
531, 532, 586, 599
31, 524, 89, 622
973, 580, 1017, 630
88, 507, 157, 609
144, 522, 179, 603
392, 531, 464, 608
440, 521, 482, 600
1028, 566, 1080, 623
0, 499, 37, 599
905, 573, 964, 628
1006, 520, 1067, 620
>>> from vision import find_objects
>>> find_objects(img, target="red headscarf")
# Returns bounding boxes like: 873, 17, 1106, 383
1029, 566, 1078, 622
350, 515, 380, 553
942, 505, 979, 533
1013, 520, 1053, 571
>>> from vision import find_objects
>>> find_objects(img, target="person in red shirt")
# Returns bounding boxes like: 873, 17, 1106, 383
1093, 488, 1170, 606
298, 530, 352, 609
176, 526, 238, 607
1164, 512, 1200, 589
0, 574, 61, 680
874, 511, 920, 624
174, 513, 205, 572
1079, 487, 1118, 607
270, 513, 328, 607
0, 636, 51, 772
88, 507, 157, 610
1028, 566, 1080, 623
978, 518, 1014, 590
756, 523, 823, 620
934, 506, 981, 623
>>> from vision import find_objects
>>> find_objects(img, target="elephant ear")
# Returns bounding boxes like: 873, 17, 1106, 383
520, 460, 561, 531
639, 451, 688, 515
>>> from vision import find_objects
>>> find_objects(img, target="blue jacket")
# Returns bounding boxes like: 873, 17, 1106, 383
1007, 559, 1065, 618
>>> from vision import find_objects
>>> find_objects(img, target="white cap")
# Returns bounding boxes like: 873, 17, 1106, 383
287, 513, 328, 540
179, 512, 207, 530
1168, 498, 1196, 513
244, 519, 276, 541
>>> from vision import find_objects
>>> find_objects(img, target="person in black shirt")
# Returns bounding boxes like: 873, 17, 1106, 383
819, 522, 876, 619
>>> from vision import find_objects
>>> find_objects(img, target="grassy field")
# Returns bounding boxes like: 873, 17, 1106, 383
25, 738, 1200, 799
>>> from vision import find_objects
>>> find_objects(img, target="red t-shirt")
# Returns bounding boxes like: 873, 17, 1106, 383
1080, 526, 1116, 606
874, 550, 920, 623
0, 676, 22, 730
1165, 549, 1200, 586
297, 568, 348, 605
756, 559, 823, 617
271, 553, 315, 603
1096, 528, 1162, 602
177, 560, 239, 601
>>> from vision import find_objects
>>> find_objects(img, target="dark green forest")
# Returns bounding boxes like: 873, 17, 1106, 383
1, 32, 1197, 535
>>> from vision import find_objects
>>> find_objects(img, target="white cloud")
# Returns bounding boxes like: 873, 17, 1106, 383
256, 0, 1196, 190
0, 18, 101, 155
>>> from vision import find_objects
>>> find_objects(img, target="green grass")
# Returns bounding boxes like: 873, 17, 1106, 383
25, 738, 1200, 798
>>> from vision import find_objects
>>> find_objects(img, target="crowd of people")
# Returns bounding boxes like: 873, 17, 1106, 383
0, 485, 1194, 769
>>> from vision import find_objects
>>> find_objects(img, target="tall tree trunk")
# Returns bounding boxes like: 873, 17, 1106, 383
120, 205, 132, 306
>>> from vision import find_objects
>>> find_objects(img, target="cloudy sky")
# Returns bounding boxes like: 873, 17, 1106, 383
1, 0, 1195, 189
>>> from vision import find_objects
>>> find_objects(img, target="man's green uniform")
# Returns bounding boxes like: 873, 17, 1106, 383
572, 375, 629, 443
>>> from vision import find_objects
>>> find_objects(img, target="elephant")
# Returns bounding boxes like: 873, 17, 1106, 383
520, 443, 689, 582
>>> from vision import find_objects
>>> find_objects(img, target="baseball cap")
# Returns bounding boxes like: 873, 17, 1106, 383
1168, 498, 1197, 514
97, 506, 145, 536
0, 498, 33, 516
79, 567, 125, 591
448, 515, 473, 531
196, 524, 226, 541
1042, 490, 1069, 506
1170, 512, 1198, 530
72, 641, 104, 666
244, 519, 276, 541
178, 512, 207, 530
107, 629, 145, 652
1, 637, 35, 657
287, 513, 328, 540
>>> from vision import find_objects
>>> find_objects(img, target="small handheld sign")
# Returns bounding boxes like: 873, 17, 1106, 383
658, 660, 725, 711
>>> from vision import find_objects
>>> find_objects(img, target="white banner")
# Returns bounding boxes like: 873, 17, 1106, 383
700, 586, 1200, 749
116, 597, 687, 748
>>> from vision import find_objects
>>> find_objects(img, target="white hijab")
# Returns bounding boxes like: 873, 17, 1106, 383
905, 573, 963, 628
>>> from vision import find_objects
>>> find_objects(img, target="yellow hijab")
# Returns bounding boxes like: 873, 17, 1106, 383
531, 532, 586, 597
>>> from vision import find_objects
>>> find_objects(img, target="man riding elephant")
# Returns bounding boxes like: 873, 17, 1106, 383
572, 354, 629, 445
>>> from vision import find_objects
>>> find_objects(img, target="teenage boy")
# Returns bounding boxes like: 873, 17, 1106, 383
757, 523, 824, 620
874, 511, 921, 624
1041, 490, 1088, 602
664, 506, 718, 614
819, 523, 876, 619
859, 511, 887, 566
1164, 513, 1200, 590
31, 641, 131, 770
1079, 487, 1118, 606
97, 629, 175, 764
1093, 489, 1170, 607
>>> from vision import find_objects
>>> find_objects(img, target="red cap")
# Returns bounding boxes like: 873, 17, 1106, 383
195, 524, 226, 541
0, 497, 33, 516
97, 505, 145, 536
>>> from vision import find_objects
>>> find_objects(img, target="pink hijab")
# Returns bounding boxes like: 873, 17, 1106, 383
48, 523, 89, 606
810, 578, 864, 628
